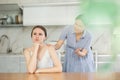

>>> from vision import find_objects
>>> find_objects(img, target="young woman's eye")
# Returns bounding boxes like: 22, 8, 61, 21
39, 33, 43, 36
33, 33, 36, 35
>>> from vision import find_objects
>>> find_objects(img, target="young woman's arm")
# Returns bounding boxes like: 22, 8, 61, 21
35, 46, 62, 73
24, 45, 39, 73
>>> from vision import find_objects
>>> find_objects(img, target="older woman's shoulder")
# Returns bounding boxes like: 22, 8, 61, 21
85, 30, 92, 37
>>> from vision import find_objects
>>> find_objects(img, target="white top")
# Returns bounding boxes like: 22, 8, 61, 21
30, 49, 53, 69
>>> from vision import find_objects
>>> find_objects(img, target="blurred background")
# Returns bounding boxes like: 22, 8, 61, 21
0, 0, 119, 73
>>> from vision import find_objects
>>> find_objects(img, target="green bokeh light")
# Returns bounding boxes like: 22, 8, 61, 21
80, 0, 119, 72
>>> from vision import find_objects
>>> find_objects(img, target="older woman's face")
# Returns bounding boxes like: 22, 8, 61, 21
74, 19, 85, 33
31, 28, 46, 44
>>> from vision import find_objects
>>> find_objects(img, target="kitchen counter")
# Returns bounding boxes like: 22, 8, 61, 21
0, 72, 119, 80
0, 53, 23, 56
0, 54, 24, 57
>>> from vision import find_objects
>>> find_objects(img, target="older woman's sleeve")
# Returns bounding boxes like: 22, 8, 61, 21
83, 33, 92, 50
59, 26, 68, 41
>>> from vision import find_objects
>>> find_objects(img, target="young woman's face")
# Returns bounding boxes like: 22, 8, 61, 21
32, 28, 46, 44
74, 19, 85, 33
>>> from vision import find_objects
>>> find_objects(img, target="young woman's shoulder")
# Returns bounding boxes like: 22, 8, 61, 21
46, 45, 55, 54
47, 45, 55, 51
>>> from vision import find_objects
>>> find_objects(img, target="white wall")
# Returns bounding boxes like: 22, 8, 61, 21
0, 25, 112, 55
0, 0, 79, 4
0, 26, 65, 54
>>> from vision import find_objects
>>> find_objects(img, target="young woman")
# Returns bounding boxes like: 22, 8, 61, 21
24, 25, 62, 73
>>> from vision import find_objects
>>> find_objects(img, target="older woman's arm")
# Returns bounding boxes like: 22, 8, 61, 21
75, 48, 88, 57
54, 40, 64, 50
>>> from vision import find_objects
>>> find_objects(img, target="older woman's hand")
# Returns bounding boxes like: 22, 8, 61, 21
75, 48, 85, 57
75, 48, 80, 56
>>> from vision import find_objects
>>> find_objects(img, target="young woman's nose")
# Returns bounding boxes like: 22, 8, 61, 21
35, 35, 39, 38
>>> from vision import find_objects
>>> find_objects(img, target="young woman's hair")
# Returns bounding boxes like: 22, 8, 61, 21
31, 25, 47, 37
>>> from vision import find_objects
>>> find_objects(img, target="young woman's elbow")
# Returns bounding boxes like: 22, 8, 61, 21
27, 68, 35, 74
59, 67, 62, 72
28, 70, 35, 74
57, 66, 62, 72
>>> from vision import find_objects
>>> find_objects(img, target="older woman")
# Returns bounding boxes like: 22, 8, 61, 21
54, 15, 95, 72
24, 25, 62, 73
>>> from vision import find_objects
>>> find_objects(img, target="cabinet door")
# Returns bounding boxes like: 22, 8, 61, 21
96, 55, 120, 72
0, 0, 18, 4
0, 56, 19, 72
23, 3, 80, 25
19, 56, 26, 72
19, 0, 79, 4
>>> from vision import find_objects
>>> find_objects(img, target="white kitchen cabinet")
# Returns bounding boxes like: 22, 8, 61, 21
0, 0, 80, 6
95, 54, 120, 72
0, 55, 26, 73
22, 2, 81, 26
19, 56, 26, 72
0, 0, 19, 4
0, 55, 20, 72
19, 0, 79, 4
0, 4, 23, 27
